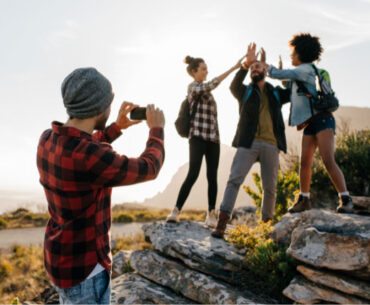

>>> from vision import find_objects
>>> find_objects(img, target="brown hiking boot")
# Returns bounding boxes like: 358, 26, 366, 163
337, 195, 354, 214
211, 211, 229, 239
288, 194, 312, 213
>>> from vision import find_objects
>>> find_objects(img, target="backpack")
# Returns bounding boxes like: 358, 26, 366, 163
296, 65, 339, 114
174, 95, 201, 138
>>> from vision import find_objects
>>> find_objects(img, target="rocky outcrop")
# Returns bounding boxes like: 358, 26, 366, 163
142, 221, 246, 283
353, 196, 370, 214
112, 250, 133, 278
130, 250, 262, 305
287, 226, 370, 279
272, 208, 370, 246
283, 276, 369, 304
296, 265, 370, 301
230, 206, 258, 226
278, 208, 370, 303
111, 273, 194, 304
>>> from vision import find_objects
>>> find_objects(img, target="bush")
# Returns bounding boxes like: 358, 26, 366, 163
228, 222, 298, 301
0, 261, 12, 281
0, 217, 8, 229
243, 170, 299, 222
113, 213, 134, 223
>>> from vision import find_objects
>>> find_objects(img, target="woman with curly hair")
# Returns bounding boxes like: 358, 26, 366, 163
166, 55, 244, 226
266, 33, 353, 213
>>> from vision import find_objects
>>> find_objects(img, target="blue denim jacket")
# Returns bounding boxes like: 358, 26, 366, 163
268, 63, 318, 126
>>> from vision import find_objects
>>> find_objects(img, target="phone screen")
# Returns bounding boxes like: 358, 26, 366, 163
130, 107, 147, 120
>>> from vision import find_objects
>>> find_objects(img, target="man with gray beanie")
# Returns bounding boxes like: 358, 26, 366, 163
37, 67, 165, 304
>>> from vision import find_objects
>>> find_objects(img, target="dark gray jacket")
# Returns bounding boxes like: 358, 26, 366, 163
230, 68, 291, 153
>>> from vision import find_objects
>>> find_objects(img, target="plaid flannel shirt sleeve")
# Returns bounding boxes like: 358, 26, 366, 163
86, 127, 165, 188
92, 122, 122, 143
189, 78, 219, 111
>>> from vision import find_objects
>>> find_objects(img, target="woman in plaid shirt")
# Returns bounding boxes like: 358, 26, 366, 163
167, 55, 244, 226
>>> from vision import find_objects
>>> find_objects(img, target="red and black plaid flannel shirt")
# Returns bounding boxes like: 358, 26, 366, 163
188, 78, 220, 143
37, 121, 164, 288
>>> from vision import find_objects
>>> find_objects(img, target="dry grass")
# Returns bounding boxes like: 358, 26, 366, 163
112, 208, 206, 223
0, 208, 49, 230
0, 245, 49, 304
0, 207, 206, 230
0, 232, 157, 303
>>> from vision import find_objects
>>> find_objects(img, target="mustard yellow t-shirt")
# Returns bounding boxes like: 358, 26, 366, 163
254, 88, 277, 146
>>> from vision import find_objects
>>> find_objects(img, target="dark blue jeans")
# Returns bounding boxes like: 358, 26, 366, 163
55, 270, 111, 304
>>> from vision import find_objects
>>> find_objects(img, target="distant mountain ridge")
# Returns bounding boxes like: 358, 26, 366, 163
140, 106, 370, 210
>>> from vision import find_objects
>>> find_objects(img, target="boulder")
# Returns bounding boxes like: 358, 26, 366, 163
297, 265, 370, 301
353, 196, 370, 214
111, 273, 193, 304
230, 206, 258, 226
272, 209, 370, 246
142, 221, 246, 283
287, 226, 370, 279
112, 250, 133, 278
130, 249, 271, 304
283, 276, 369, 304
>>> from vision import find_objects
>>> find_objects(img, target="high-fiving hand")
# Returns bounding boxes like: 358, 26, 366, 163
245, 42, 257, 67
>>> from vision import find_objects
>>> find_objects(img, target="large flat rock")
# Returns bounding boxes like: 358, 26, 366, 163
297, 265, 370, 301
112, 250, 133, 278
283, 276, 369, 304
287, 226, 370, 279
111, 273, 193, 304
273, 209, 370, 246
353, 196, 370, 214
142, 221, 246, 283
130, 249, 271, 304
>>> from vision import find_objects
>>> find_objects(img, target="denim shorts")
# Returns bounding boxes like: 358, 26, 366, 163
55, 269, 111, 304
303, 114, 335, 136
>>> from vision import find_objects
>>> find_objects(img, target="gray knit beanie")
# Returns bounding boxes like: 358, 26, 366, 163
61, 67, 114, 119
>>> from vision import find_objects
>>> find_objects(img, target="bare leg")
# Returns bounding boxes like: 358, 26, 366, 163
316, 129, 347, 193
300, 135, 318, 193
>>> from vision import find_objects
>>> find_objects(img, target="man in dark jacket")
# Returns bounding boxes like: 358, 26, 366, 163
212, 44, 290, 238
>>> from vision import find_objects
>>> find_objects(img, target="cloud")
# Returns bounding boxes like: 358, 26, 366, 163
46, 19, 79, 48
114, 46, 150, 55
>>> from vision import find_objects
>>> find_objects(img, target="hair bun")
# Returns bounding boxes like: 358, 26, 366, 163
184, 56, 194, 64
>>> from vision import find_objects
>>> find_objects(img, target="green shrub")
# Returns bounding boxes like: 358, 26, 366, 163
243, 170, 299, 222
113, 212, 134, 223
316, 129, 370, 196
0, 217, 8, 229
228, 222, 298, 301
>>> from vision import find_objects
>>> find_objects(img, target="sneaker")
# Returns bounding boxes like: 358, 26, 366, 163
337, 195, 354, 214
205, 210, 217, 228
288, 194, 312, 213
166, 207, 180, 223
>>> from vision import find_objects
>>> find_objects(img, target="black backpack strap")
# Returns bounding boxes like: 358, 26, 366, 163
296, 80, 314, 116
189, 94, 202, 121
311, 64, 324, 95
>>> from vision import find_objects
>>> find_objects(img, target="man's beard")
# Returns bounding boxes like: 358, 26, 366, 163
95, 112, 109, 130
251, 72, 265, 84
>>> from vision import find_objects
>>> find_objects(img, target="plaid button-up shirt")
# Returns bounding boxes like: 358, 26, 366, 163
37, 121, 164, 288
188, 78, 220, 143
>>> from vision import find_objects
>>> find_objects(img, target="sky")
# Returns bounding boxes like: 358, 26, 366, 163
0, 0, 369, 211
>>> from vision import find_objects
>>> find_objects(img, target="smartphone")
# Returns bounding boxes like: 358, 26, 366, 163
130, 107, 147, 120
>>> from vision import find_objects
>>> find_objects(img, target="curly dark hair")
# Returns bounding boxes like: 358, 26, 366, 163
184, 56, 204, 76
289, 33, 323, 63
